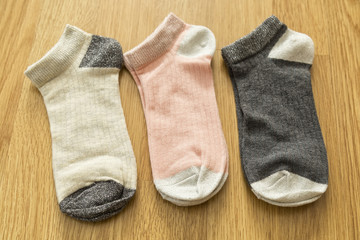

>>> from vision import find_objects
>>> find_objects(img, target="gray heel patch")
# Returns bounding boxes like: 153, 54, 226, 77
79, 35, 123, 69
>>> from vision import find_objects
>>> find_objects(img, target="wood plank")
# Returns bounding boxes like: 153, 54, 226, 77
0, 0, 359, 239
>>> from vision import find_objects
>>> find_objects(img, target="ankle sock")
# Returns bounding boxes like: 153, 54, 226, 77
221, 16, 328, 207
124, 13, 228, 206
25, 25, 137, 221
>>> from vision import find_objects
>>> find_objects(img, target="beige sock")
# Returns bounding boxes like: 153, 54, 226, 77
25, 25, 137, 221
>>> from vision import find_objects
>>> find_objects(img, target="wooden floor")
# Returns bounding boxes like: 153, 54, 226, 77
1, 0, 359, 239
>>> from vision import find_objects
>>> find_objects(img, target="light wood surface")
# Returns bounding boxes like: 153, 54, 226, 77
1, 0, 359, 239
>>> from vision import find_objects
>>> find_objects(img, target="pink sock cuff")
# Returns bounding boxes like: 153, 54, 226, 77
124, 13, 186, 70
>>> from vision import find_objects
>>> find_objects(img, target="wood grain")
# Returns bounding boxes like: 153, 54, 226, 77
1, 0, 359, 239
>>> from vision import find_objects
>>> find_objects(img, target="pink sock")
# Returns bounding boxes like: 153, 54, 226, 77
124, 13, 228, 206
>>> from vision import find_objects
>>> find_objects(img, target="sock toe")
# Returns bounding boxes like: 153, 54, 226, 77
158, 173, 228, 206
59, 180, 135, 222
250, 170, 328, 207
154, 166, 225, 205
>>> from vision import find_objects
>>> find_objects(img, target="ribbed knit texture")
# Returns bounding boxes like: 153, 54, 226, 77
25, 25, 137, 221
221, 16, 328, 207
124, 13, 228, 206
124, 14, 186, 69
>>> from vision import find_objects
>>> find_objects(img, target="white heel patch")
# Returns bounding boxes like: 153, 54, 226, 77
177, 25, 216, 58
268, 29, 314, 64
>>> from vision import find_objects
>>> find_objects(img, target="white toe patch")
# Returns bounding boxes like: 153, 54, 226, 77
154, 166, 224, 202
250, 170, 327, 207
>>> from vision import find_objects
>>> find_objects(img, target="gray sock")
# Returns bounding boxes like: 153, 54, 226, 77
221, 16, 328, 207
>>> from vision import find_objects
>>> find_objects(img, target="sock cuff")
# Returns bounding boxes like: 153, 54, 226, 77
124, 13, 186, 70
25, 25, 91, 88
221, 15, 286, 65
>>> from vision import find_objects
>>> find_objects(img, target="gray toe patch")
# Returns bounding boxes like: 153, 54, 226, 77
79, 35, 123, 69
59, 180, 135, 222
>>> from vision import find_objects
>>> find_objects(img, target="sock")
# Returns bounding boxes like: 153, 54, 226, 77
124, 13, 228, 206
221, 16, 328, 207
25, 25, 137, 221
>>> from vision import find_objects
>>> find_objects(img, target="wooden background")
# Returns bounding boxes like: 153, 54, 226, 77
1, 0, 359, 239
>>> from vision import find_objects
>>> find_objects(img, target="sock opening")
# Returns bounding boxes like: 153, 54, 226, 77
24, 25, 91, 88
124, 13, 186, 70
221, 16, 286, 65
